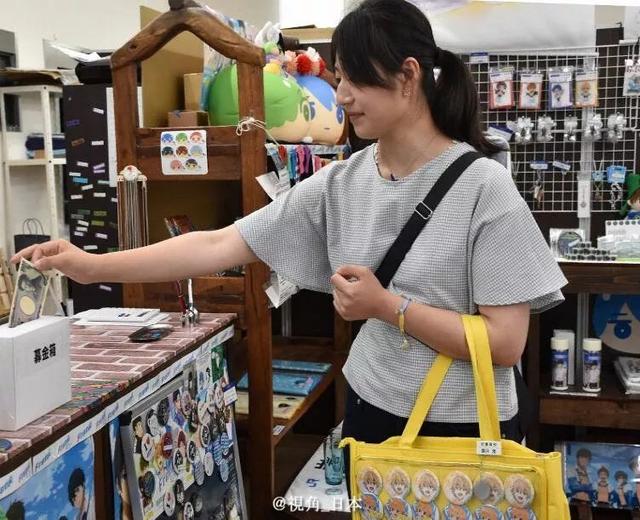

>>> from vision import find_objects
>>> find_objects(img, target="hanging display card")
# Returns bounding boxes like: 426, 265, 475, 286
160, 130, 208, 175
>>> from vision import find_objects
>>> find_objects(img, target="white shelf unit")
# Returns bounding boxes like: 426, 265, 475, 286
0, 84, 66, 300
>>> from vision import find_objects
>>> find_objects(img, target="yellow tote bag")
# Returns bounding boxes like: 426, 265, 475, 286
340, 315, 569, 520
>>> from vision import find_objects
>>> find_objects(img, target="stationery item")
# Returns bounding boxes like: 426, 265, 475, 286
550, 337, 570, 391
582, 338, 602, 393
575, 69, 599, 108
489, 68, 515, 110
548, 67, 574, 109
236, 370, 323, 396
519, 72, 543, 110
160, 130, 208, 175
8, 259, 50, 328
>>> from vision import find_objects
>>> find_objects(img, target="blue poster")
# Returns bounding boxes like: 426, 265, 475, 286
593, 294, 640, 354
0, 438, 95, 520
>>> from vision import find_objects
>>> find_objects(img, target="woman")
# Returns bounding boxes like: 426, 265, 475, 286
13, 0, 564, 488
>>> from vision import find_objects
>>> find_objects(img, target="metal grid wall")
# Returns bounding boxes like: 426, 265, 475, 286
464, 41, 640, 213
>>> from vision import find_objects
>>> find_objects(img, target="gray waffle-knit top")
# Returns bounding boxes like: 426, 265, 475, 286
235, 141, 567, 422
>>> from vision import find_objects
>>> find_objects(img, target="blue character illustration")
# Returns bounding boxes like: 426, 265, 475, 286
172, 389, 185, 428
161, 133, 175, 145
629, 457, 640, 508
161, 146, 175, 157
190, 145, 204, 157
567, 448, 595, 503
593, 294, 640, 354
611, 470, 632, 508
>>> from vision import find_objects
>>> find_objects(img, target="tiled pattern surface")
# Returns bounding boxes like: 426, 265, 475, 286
0, 313, 235, 465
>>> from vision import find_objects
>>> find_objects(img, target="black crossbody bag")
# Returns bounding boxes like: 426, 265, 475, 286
371, 150, 533, 437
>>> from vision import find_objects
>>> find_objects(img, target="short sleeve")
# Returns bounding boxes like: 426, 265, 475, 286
470, 166, 567, 313
234, 166, 333, 293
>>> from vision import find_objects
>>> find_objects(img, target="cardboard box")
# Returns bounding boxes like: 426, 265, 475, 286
183, 72, 203, 111
167, 110, 209, 128
0, 316, 71, 430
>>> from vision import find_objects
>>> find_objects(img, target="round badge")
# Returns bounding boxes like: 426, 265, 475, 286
504, 474, 535, 508
219, 457, 230, 482
183, 500, 195, 520
157, 397, 170, 426
140, 470, 155, 499
164, 488, 176, 517
161, 432, 174, 459
444, 471, 473, 506
0, 439, 13, 453
141, 434, 155, 462
197, 399, 209, 424
207, 387, 216, 413
182, 392, 193, 415
385, 467, 411, 498
474, 472, 504, 505
413, 469, 440, 503
189, 409, 200, 432
359, 493, 383, 518
173, 448, 185, 474
194, 460, 205, 486
212, 436, 223, 465
145, 409, 161, 437
204, 452, 215, 477
357, 466, 383, 496
176, 430, 187, 452
220, 432, 231, 456
384, 497, 412, 519
187, 440, 198, 463
475, 504, 504, 520
200, 424, 211, 448
174, 479, 185, 505
192, 492, 204, 514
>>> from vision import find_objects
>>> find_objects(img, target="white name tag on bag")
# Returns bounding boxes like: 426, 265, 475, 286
477, 440, 502, 456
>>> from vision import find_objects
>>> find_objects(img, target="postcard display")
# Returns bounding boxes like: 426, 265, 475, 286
120, 341, 247, 520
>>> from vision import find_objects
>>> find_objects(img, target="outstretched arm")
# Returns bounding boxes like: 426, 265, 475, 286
11, 225, 258, 284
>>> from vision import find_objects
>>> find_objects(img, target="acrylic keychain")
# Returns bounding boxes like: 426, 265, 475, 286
536, 116, 555, 142
563, 116, 579, 142
548, 67, 574, 110
583, 113, 603, 141
514, 117, 533, 144
518, 71, 543, 110
412, 469, 440, 519
607, 164, 626, 211
607, 112, 626, 142
575, 68, 599, 108
530, 170, 544, 210
443, 471, 473, 520
592, 158, 604, 202
489, 68, 515, 110
622, 58, 640, 96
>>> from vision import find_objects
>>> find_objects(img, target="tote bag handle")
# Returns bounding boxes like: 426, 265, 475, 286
398, 315, 501, 447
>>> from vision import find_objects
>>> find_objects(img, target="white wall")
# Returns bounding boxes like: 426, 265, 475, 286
0, 0, 279, 254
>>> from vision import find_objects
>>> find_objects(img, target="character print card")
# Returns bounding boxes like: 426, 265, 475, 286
160, 130, 208, 175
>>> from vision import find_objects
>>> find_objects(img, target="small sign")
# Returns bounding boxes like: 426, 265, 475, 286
476, 440, 502, 456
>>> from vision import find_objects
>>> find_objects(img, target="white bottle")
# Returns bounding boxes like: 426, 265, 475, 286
582, 338, 602, 393
553, 329, 575, 385
551, 337, 570, 390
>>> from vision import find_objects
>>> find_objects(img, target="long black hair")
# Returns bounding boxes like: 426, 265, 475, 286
332, 0, 500, 155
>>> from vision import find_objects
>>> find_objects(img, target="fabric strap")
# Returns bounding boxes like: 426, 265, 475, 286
399, 315, 501, 447
374, 151, 483, 288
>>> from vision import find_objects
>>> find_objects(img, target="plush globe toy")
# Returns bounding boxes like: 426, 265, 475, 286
208, 64, 312, 143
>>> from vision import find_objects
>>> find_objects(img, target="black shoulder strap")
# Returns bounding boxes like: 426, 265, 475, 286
374, 151, 483, 288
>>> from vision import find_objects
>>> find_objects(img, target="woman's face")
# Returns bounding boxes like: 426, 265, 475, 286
335, 57, 410, 140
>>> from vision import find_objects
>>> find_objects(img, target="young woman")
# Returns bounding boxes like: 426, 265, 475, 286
13, 0, 565, 481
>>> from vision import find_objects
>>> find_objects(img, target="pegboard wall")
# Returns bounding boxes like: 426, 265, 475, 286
464, 41, 640, 213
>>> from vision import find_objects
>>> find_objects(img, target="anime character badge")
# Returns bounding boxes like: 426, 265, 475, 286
173, 447, 185, 474
474, 472, 504, 520
175, 479, 185, 505
183, 500, 195, 520
359, 493, 383, 520
187, 440, 198, 463
443, 471, 473, 520
204, 451, 215, 477
504, 475, 536, 520
358, 467, 383, 496
413, 469, 440, 519
141, 434, 155, 462
219, 456, 230, 482
164, 489, 176, 517
385, 467, 411, 498
194, 459, 205, 486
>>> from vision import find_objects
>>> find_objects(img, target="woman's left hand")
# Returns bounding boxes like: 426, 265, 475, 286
330, 264, 391, 321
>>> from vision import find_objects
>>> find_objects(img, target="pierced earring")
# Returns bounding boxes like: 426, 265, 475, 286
402, 89, 411, 97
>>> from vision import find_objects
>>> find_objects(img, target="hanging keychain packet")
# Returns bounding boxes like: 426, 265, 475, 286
518, 71, 544, 110
489, 68, 515, 110
623, 59, 640, 96
574, 68, 599, 108
548, 67, 574, 110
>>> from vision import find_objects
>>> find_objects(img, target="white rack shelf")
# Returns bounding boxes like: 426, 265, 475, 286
6, 158, 66, 167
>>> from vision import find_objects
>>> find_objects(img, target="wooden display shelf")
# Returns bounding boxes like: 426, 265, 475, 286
235, 337, 347, 447
123, 274, 246, 327
539, 370, 640, 430
137, 125, 241, 181
559, 261, 640, 294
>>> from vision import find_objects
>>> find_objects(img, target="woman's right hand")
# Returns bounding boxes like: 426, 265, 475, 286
11, 239, 99, 284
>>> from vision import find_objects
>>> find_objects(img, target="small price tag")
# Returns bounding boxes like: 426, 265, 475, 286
530, 161, 548, 170
223, 384, 238, 406
476, 440, 502, 456
607, 165, 627, 184
552, 160, 571, 172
